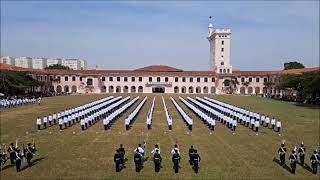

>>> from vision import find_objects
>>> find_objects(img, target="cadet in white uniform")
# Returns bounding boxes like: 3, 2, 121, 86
63, 116, 68, 128
58, 118, 63, 130
80, 119, 85, 130
233, 119, 237, 131
52, 113, 57, 124
255, 120, 260, 132
261, 115, 265, 126
250, 118, 255, 129
103, 118, 108, 130
271, 117, 276, 130
48, 114, 53, 125
43, 116, 48, 129
36, 117, 42, 130
265, 116, 270, 127
276, 120, 282, 132
171, 144, 180, 155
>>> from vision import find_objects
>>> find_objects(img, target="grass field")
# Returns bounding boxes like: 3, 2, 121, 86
0, 94, 319, 180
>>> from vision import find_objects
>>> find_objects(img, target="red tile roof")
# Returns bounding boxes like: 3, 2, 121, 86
1, 63, 319, 77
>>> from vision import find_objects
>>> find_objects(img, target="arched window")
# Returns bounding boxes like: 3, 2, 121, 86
196, 86, 201, 93
188, 86, 194, 93
221, 62, 224, 66
123, 86, 129, 93
203, 86, 208, 93
100, 86, 106, 93
255, 87, 260, 94
248, 87, 253, 94
210, 87, 216, 94
56, 85, 62, 93
240, 87, 246, 95
138, 86, 143, 93
181, 86, 186, 93
71, 85, 77, 93
116, 86, 121, 93
64, 85, 69, 93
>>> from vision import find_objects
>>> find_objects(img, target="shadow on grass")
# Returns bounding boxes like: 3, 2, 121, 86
302, 163, 314, 173
0, 164, 14, 171
20, 156, 46, 172
272, 157, 292, 173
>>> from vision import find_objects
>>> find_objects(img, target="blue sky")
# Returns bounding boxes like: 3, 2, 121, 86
1, 1, 319, 70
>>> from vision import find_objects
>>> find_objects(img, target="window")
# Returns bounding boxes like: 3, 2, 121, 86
204, 77, 208, 82
256, 77, 260, 83
79, 77, 82, 81
221, 40, 224, 45
264, 77, 267, 83
109, 77, 113, 82
189, 77, 193, 82
165, 77, 168, 82
241, 77, 245, 82
139, 77, 142, 82
65, 76, 68, 81
87, 78, 93, 86
124, 77, 128, 82
197, 77, 200, 82
221, 55, 224, 58
227, 69, 230, 73
211, 77, 215, 82
117, 77, 120, 82
249, 77, 252, 82
223, 69, 226, 73
101, 77, 105, 81
221, 48, 224, 52
220, 69, 222, 73
182, 77, 186, 82
175, 77, 178, 82
149, 77, 152, 82
221, 62, 224, 66
131, 77, 135, 82
57, 76, 61, 81
157, 77, 160, 82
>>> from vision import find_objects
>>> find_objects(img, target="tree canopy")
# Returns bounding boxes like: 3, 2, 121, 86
284, 61, 305, 70
45, 64, 70, 70
277, 71, 320, 100
0, 71, 43, 95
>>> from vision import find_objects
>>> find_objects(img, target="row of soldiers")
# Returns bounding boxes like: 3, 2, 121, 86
0, 142, 37, 172
0, 97, 38, 109
114, 143, 201, 173
278, 142, 319, 174
195, 97, 282, 134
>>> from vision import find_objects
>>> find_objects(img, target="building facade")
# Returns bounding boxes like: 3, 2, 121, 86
0, 21, 318, 95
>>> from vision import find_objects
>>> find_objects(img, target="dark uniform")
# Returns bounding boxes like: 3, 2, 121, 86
310, 151, 319, 174
153, 150, 162, 172
118, 144, 126, 167
7, 143, 16, 165
189, 146, 195, 165
114, 150, 122, 172
134, 151, 142, 172
298, 144, 305, 166
192, 150, 201, 173
172, 150, 180, 173
24, 143, 36, 165
288, 151, 297, 174
14, 150, 23, 172
277, 144, 287, 166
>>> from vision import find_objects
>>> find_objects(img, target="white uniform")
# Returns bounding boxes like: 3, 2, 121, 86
171, 147, 180, 155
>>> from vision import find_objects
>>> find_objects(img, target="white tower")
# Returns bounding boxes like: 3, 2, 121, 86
207, 19, 232, 74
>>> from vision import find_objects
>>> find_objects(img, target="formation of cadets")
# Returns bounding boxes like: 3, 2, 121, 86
0, 96, 39, 109
113, 143, 201, 174
277, 141, 320, 174
0, 141, 37, 172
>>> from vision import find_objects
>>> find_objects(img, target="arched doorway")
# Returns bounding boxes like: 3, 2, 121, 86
263, 87, 267, 94
116, 86, 121, 93
255, 87, 260, 94
203, 86, 208, 93
101, 86, 106, 93
181, 86, 186, 93
240, 87, 245, 95
152, 86, 165, 93
123, 86, 129, 93
109, 86, 114, 93
64, 85, 69, 93
248, 87, 253, 94
71, 85, 77, 93
131, 86, 136, 93
211, 87, 216, 94
174, 86, 179, 93
138, 86, 143, 93
196, 86, 201, 93
188, 86, 194, 93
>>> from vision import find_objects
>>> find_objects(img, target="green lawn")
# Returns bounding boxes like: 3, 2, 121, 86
0, 94, 319, 180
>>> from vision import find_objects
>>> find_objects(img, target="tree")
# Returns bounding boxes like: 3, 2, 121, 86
241, 81, 250, 88
284, 61, 305, 70
45, 64, 70, 70
0, 71, 44, 95
223, 78, 239, 94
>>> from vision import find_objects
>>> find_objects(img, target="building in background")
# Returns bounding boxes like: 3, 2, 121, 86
0, 56, 87, 70
0, 56, 15, 65
32, 57, 47, 69
14, 57, 32, 68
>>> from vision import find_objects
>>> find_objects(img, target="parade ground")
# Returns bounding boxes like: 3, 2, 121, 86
0, 94, 319, 180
